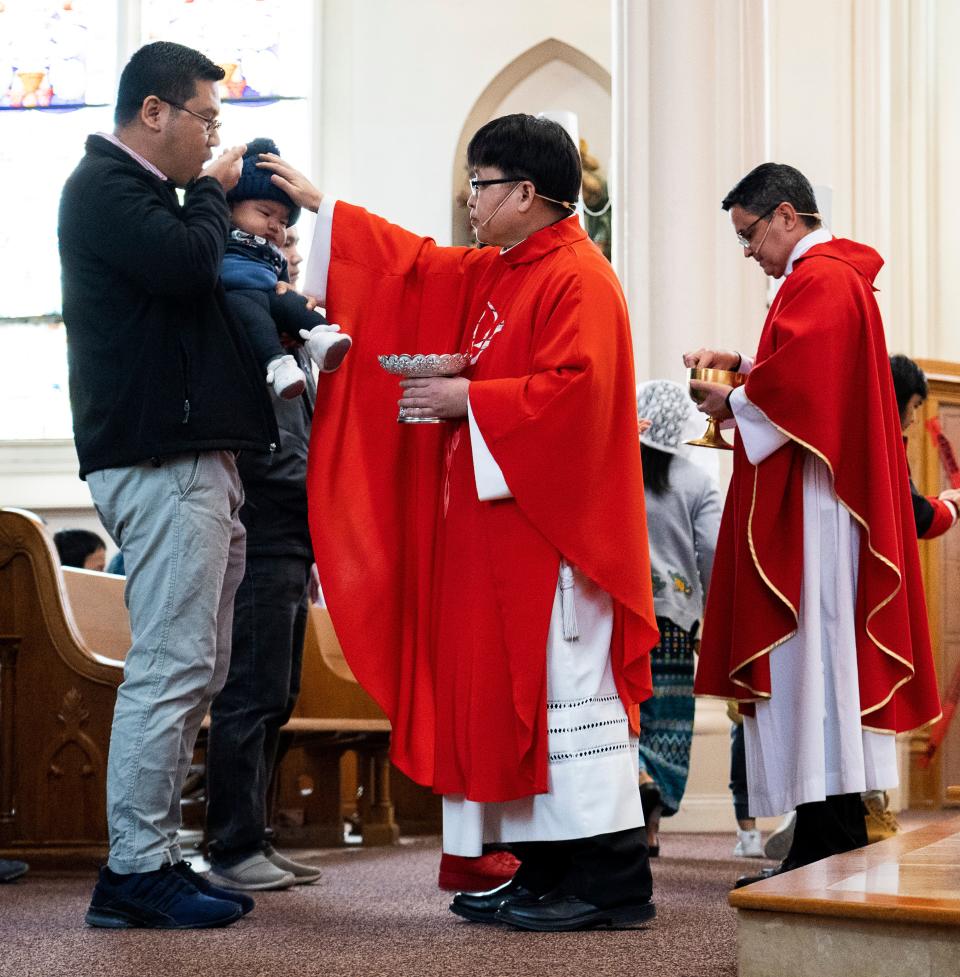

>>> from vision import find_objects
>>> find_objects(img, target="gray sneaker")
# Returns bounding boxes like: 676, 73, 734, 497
264, 846, 322, 884
207, 852, 296, 891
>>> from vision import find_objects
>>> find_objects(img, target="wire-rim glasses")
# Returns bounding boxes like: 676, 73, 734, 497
161, 98, 222, 134
736, 205, 778, 249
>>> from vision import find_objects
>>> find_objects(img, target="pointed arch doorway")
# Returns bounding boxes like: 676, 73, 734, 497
451, 39, 611, 246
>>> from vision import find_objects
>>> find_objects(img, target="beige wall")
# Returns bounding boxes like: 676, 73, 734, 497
316, 0, 611, 242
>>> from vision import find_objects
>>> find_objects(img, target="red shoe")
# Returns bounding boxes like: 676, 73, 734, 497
438, 851, 520, 892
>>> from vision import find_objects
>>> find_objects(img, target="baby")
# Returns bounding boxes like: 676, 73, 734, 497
223, 137, 351, 398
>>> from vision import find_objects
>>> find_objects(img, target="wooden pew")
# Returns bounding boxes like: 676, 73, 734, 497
60, 563, 129, 663
271, 603, 396, 846
269, 592, 442, 845
0, 508, 122, 867
0, 506, 426, 867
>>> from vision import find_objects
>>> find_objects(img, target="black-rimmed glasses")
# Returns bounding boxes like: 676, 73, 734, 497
469, 176, 523, 194
161, 98, 222, 134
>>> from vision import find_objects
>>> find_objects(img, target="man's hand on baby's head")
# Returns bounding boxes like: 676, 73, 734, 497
205, 145, 247, 192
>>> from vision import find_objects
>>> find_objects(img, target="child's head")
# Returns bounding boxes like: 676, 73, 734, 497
54, 528, 107, 571
226, 137, 300, 247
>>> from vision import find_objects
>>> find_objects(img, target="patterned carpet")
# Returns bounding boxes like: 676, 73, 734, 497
0, 833, 763, 977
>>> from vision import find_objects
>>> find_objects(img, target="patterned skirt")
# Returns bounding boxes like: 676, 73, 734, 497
638, 617, 696, 816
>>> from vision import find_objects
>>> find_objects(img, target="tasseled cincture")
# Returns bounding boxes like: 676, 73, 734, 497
558, 558, 580, 641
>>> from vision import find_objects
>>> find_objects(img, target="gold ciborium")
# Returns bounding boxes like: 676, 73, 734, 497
686, 367, 747, 450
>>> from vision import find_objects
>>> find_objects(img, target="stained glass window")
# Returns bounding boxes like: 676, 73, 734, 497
0, 0, 115, 110
141, 0, 310, 100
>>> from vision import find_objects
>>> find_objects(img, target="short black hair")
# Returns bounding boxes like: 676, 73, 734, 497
467, 114, 581, 210
53, 528, 106, 569
115, 41, 224, 127
890, 354, 928, 418
721, 163, 822, 230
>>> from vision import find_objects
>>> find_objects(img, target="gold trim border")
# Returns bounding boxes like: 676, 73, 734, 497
735, 410, 925, 726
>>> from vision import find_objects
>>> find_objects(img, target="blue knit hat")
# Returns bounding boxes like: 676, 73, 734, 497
226, 137, 300, 226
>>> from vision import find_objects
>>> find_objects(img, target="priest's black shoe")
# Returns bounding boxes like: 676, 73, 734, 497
449, 878, 541, 924
496, 891, 656, 932
733, 858, 800, 889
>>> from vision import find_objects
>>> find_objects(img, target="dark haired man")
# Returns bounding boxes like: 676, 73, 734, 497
685, 163, 940, 886
890, 353, 960, 539
259, 113, 659, 931
59, 40, 278, 928
53, 527, 107, 572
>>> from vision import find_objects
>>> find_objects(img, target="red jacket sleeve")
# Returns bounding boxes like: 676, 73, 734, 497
922, 497, 958, 539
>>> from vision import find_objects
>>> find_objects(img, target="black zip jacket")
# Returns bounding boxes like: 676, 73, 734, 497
58, 135, 278, 478
238, 348, 314, 560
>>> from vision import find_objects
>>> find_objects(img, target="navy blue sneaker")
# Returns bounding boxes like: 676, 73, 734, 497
85, 865, 243, 929
173, 860, 255, 916
0, 858, 28, 882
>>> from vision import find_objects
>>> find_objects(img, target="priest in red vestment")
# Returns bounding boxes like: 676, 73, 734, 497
259, 115, 659, 931
684, 163, 940, 888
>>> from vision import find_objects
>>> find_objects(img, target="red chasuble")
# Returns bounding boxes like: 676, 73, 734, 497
306, 205, 658, 801
695, 238, 940, 733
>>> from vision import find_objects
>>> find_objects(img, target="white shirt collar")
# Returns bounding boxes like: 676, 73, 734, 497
784, 226, 832, 276
96, 132, 169, 182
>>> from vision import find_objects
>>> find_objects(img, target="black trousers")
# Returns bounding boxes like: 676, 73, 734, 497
729, 722, 750, 823
785, 792, 868, 867
206, 553, 312, 864
509, 826, 652, 908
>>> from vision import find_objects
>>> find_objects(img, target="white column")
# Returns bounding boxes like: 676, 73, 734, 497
612, 0, 766, 388
887, 0, 938, 359
612, 0, 768, 834
933, 0, 960, 362
611, 0, 651, 380
851, 0, 892, 282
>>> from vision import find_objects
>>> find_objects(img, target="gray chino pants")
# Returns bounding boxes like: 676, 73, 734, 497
88, 451, 246, 874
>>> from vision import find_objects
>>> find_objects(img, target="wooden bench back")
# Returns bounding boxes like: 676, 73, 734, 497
295, 604, 385, 720
61, 566, 130, 663
52, 531, 384, 724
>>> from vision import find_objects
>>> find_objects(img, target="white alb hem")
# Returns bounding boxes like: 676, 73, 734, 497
441, 565, 643, 856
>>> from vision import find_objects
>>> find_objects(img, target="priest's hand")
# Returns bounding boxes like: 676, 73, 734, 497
399, 377, 470, 420
939, 488, 960, 507
257, 153, 322, 213
683, 348, 742, 371
689, 380, 734, 420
